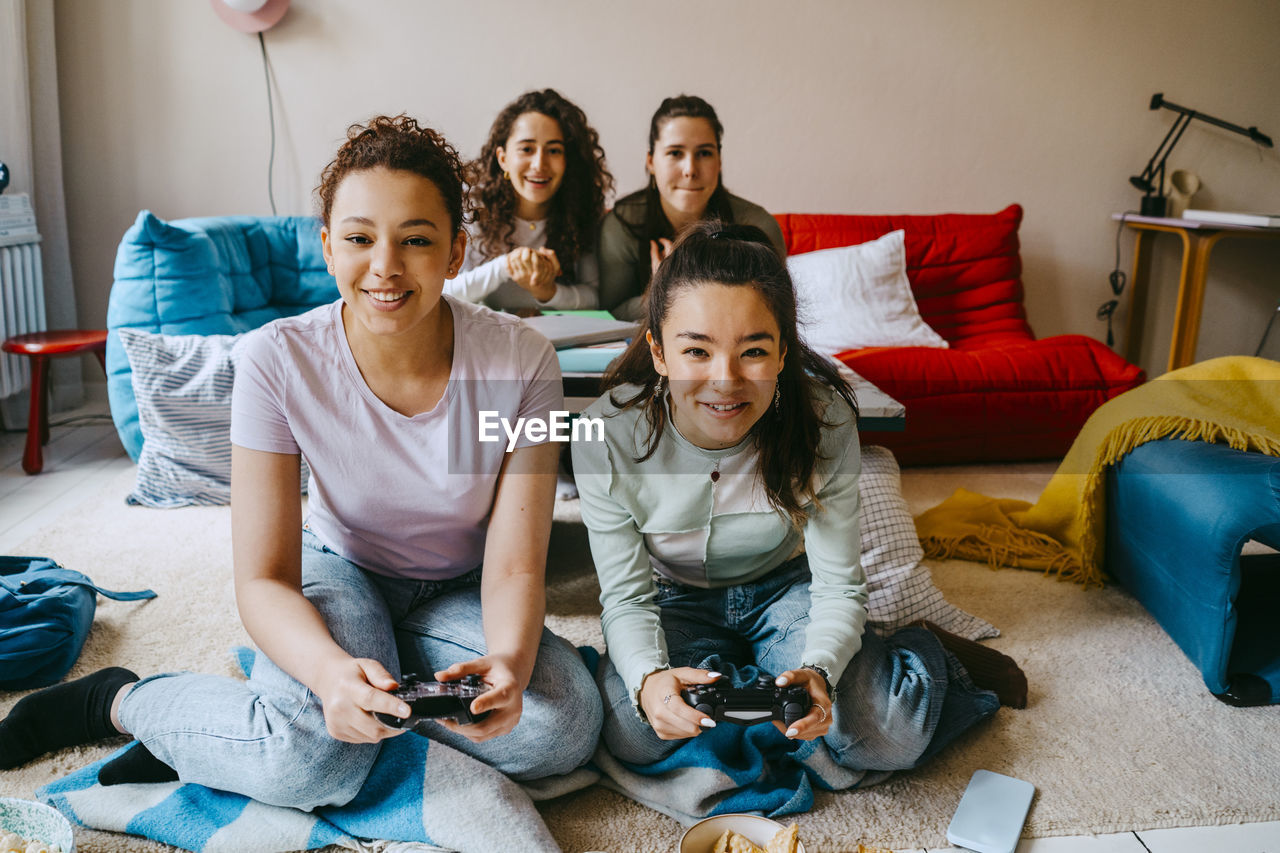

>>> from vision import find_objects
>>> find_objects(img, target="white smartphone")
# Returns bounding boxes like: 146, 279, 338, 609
945, 769, 1036, 853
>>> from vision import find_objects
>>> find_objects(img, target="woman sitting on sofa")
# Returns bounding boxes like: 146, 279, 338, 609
0, 115, 602, 808
446, 88, 613, 312
597, 95, 787, 320
573, 221, 1025, 771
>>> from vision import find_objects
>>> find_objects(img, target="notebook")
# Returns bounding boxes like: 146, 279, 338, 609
521, 312, 639, 349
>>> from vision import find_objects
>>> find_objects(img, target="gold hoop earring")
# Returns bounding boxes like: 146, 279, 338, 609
503, 171, 510, 180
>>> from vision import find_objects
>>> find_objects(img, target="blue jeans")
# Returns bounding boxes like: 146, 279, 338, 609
598, 555, 998, 769
119, 530, 602, 809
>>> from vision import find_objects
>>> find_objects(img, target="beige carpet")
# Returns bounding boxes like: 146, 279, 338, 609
3, 461, 1277, 853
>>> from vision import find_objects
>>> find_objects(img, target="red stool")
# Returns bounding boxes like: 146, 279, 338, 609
1, 329, 108, 474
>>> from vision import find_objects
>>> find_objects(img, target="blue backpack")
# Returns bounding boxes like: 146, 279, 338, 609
0, 556, 156, 690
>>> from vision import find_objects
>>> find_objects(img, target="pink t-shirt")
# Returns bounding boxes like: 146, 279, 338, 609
230, 297, 562, 579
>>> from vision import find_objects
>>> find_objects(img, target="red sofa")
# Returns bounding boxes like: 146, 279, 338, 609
775, 204, 1145, 466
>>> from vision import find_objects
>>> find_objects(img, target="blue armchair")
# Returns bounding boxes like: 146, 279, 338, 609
107, 211, 336, 460
1105, 438, 1280, 706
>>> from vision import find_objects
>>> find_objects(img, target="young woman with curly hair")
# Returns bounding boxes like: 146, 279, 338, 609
0, 115, 602, 811
447, 88, 613, 312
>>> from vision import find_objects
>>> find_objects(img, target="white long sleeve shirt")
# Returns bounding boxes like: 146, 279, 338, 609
446, 217, 600, 311
572, 382, 867, 707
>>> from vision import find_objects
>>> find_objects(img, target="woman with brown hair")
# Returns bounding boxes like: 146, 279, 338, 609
597, 94, 787, 320
574, 221, 1024, 772
447, 88, 613, 312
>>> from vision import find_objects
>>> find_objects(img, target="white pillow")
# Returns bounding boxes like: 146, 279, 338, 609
788, 229, 949, 355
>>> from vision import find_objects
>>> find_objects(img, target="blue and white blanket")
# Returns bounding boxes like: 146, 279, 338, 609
39, 725, 598, 853
37, 648, 597, 853
36, 656, 879, 851
591, 660, 890, 826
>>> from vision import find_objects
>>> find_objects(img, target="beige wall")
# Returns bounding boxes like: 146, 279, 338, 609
51, 0, 1280, 376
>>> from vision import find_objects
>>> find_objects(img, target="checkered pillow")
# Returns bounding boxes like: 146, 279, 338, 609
859, 445, 997, 640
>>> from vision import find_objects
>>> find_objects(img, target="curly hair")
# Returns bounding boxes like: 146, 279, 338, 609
466, 89, 613, 270
316, 114, 466, 234
603, 220, 858, 528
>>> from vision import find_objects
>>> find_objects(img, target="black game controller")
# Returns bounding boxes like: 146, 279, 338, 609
375, 674, 492, 730
680, 674, 812, 727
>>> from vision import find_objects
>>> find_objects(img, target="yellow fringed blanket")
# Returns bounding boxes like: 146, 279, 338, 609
914, 356, 1280, 586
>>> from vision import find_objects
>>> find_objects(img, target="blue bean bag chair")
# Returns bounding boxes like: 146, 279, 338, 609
107, 211, 336, 460
1106, 438, 1280, 706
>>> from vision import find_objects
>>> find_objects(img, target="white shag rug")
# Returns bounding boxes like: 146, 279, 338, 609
2, 460, 1277, 852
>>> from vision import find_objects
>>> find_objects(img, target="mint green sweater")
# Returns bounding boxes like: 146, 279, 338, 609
571, 383, 867, 705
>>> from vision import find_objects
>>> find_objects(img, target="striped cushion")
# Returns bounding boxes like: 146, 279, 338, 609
119, 329, 244, 507
119, 329, 308, 507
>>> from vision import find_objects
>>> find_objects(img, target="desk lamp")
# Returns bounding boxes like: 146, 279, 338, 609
1129, 93, 1273, 217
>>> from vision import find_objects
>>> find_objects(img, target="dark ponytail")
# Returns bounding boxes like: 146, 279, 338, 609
635, 95, 735, 244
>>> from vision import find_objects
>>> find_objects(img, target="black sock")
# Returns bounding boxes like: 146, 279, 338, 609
912, 620, 1029, 709
98, 741, 178, 786
0, 666, 137, 769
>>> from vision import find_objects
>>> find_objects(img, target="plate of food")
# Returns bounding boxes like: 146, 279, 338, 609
678, 814, 803, 853
0, 797, 75, 853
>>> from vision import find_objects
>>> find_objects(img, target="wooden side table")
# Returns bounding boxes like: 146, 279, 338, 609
1, 329, 108, 474
1114, 213, 1280, 372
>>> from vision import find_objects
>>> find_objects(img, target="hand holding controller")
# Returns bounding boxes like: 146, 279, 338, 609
680, 674, 811, 727
375, 674, 492, 730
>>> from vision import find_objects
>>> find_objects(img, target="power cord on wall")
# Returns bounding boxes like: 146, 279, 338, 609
257, 31, 278, 216
1097, 211, 1138, 348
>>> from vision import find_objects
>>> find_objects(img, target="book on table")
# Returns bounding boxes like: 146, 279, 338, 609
1181, 209, 1280, 228
521, 311, 638, 349
556, 341, 627, 374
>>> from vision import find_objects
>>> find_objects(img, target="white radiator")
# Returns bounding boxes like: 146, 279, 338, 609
0, 234, 47, 399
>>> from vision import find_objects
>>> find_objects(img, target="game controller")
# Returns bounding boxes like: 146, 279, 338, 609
375, 674, 491, 730
680, 675, 812, 727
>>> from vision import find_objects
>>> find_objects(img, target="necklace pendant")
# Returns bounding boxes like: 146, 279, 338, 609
710, 469, 720, 483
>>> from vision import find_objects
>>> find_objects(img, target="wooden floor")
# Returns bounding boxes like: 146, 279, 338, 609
2, 400, 1277, 852
0, 399, 130, 553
